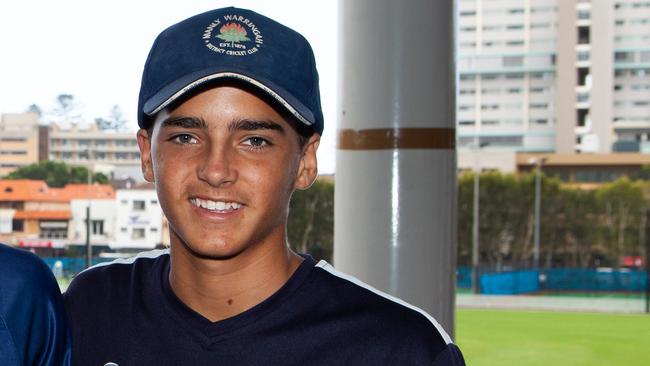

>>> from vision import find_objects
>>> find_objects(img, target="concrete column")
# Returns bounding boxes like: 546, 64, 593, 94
556, 0, 578, 153
335, 0, 457, 336
590, 0, 614, 153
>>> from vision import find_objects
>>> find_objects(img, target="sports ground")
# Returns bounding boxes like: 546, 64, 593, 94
456, 308, 650, 366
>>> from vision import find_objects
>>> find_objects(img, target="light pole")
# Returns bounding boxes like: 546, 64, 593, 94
530, 157, 547, 269
85, 164, 93, 268
472, 140, 489, 294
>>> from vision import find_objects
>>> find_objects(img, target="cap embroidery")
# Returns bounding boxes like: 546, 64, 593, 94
203, 14, 264, 56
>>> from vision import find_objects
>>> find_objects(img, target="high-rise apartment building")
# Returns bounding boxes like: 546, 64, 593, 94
457, 0, 650, 170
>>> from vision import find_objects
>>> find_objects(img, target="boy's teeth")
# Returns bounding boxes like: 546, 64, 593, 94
192, 198, 241, 211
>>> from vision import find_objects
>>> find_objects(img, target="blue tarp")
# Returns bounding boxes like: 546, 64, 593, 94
479, 270, 540, 295
457, 266, 648, 294
542, 268, 646, 292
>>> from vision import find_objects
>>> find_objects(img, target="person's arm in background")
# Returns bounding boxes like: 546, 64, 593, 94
0, 243, 71, 366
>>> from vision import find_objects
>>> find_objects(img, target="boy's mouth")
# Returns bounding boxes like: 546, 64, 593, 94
190, 198, 243, 212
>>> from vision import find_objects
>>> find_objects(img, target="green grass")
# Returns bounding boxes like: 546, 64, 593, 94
456, 309, 650, 366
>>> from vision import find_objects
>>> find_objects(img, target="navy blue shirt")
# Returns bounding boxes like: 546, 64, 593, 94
64, 250, 464, 365
0, 244, 71, 366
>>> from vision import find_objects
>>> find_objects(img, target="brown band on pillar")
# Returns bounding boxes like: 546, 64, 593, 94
338, 128, 455, 150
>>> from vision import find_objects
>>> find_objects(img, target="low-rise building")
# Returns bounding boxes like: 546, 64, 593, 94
517, 152, 650, 188
48, 122, 141, 172
114, 183, 166, 250
0, 113, 40, 176
0, 180, 114, 250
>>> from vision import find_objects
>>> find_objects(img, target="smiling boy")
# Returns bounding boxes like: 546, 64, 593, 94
64, 7, 465, 365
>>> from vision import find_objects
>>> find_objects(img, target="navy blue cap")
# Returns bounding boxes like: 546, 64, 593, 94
137, 7, 323, 135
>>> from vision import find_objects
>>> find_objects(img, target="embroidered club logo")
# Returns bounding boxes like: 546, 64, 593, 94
203, 14, 264, 56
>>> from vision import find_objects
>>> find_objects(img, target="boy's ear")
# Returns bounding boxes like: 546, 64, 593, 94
136, 129, 155, 183
294, 134, 320, 190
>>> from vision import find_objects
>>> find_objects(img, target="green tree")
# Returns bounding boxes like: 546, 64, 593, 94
287, 179, 334, 262
3, 160, 108, 187
596, 178, 645, 267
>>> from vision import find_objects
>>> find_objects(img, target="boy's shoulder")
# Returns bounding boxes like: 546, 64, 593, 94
0, 243, 58, 295
305, 260, 464, 364
64, 249, 169, 302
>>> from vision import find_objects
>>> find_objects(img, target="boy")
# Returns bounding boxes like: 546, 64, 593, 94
64, 7, 465, 365
0, 243, 71, 365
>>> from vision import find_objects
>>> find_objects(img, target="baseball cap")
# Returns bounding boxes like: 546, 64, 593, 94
137, 7, 324, 135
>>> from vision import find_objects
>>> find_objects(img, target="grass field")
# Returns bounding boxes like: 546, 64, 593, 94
456, 309, 650, 366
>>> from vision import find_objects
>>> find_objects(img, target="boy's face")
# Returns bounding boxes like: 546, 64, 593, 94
137, 86, 319, 259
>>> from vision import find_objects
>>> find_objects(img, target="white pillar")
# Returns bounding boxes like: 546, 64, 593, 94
335, 0, 457, 336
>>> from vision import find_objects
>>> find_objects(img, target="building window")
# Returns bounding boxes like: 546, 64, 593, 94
115, 140, 130, 147
576, 93, 589, 103
133, 200, 146, 211
506, 40, 525, 46
505, 73, 524, 79
577, 109, 589, 127
577, 51, 590, 61
577, 68, 590, 86
578, 26, 590, 44
132, 228, 145, 239
92, 220, 104, 235
150, 227, 158, 233
12, 219, 24, 232
503, 56, 524, 67
0, 137, 27, 142
459, 120, 475, 126
483, 25, 502, 31
121, 227, 127, 233
615, 51, 634, 63
150, 200, 158, 205
577, 9, 590, 20
40, 221, 68, 239
530, 23, 550, 29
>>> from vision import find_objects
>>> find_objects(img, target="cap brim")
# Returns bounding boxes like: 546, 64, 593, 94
143, 68, 315, 127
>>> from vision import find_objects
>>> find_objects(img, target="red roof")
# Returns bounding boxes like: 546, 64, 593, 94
0, 180, 115, 202
13, 210, 72, 220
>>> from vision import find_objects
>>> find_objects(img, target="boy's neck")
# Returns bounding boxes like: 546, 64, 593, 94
168, 239, 303, 322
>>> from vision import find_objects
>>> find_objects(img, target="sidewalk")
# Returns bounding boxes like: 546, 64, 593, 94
457, 293, 647, 314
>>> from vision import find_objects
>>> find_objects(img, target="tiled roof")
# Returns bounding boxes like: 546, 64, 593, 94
0, 180, 115, 202
13, 210, 72, 220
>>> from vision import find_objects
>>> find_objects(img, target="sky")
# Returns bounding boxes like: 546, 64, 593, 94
0, 0, 338, 174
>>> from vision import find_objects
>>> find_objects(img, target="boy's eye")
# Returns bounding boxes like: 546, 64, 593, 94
173, 134, 198, 144
244, 137, 269, 147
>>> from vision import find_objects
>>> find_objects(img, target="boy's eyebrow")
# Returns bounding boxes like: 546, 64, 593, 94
228, 119, 286, 134
159, 116, 208, 129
